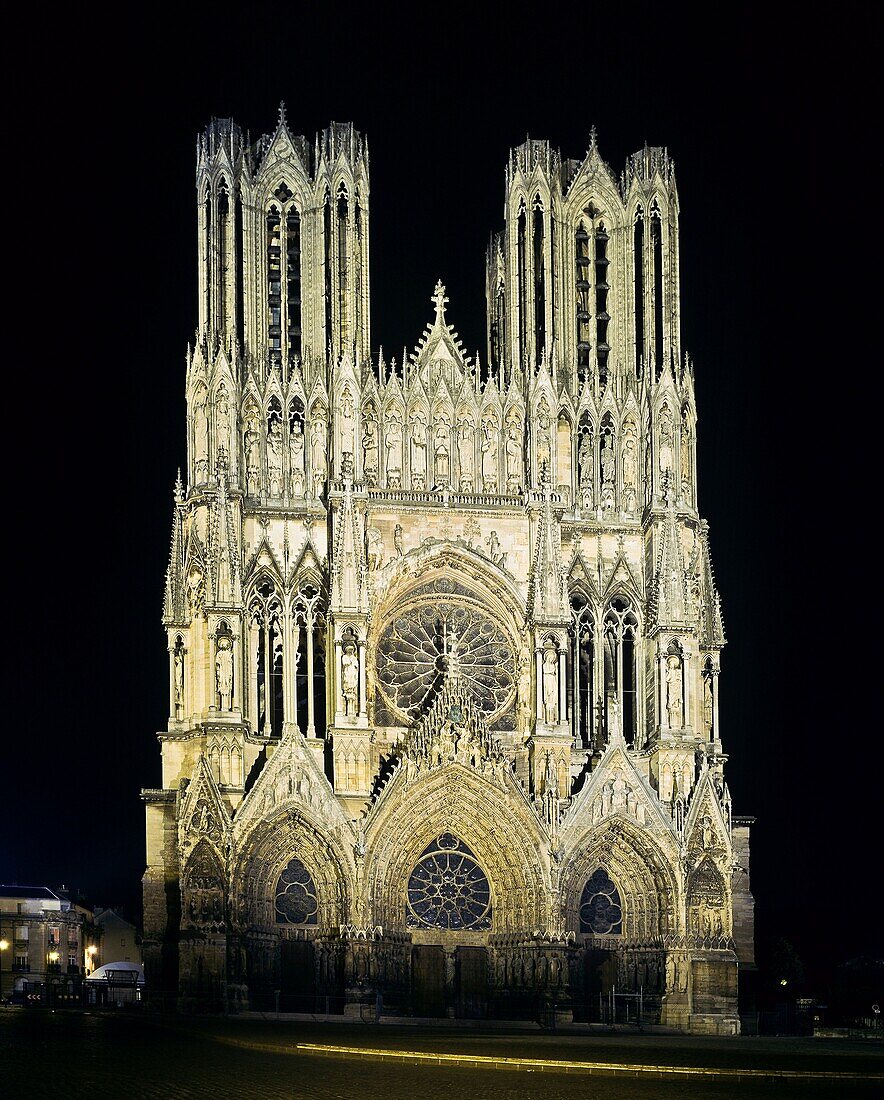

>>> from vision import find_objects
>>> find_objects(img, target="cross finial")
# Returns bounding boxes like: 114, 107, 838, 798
432, 279, 448, 324
277, 100, 287, 127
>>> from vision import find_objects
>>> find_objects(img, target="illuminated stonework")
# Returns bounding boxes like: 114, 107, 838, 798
141, 110, 754, 1035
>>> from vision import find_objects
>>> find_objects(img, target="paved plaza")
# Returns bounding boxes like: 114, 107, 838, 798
2, 1011, 881, 1098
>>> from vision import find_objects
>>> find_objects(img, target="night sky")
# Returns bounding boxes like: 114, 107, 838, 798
5, 8, 877, 986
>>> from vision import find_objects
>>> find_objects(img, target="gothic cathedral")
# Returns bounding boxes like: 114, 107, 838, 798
142, 110, 754, 1033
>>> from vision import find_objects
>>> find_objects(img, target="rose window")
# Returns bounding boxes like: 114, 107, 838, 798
275, 855, 318, 925
406, 833, 492, 930
375, 601, 514, 722
579, 867, 623, 934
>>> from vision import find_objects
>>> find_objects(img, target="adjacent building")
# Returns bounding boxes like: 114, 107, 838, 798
142, 109, 754, 1031
0, 886, 101, 1002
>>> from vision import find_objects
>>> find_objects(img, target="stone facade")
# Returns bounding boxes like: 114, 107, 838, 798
142, 109, 753, 1032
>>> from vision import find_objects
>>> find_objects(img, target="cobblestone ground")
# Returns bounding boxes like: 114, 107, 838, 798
2, 1012, 881, 1099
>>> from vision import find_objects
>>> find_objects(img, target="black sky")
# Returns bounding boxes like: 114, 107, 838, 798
5, 6, 878, 982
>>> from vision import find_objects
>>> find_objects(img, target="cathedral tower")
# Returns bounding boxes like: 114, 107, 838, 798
143, 113, 753, 1032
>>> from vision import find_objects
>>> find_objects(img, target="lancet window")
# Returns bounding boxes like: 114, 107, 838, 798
266, 204, 282, 368
249, 580, 283, 738
533, 195, 545, 359
293, 583, 327, 738
633, 207, 644, 374
570, 592, 596, 747
575, 223, 591, 375
651, 201, 664, 375
323, 190, 332, 344
217, 183, 228, 337
517, 200, 527, 368
203, 186, 212, 330
595, 222, 610, 384
286, 207, 302, 363
336, 183, 349, 346
603, 596, 639, 741
233, 187, 244, 349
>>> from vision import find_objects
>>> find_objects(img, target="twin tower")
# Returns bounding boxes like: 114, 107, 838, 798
143, 107, 753, 1032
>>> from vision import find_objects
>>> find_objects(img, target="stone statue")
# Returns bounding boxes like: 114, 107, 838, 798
578, 432, 593, 484
385, 413, 403, 486
481, 421, 498, 489
267, 419, 283, 493
410, 416, 427, 487
366, 526, 383, 570
659, 406, 674, 472
341, 643, 359, 716
174, 647, 184, 715
393, 523, 404, 557
600, 434, 615, 484
215, 390, 231, 454
289, 421, 305, 495
680, 419, 692, 501
623, 434, 637, 489
193, 387, 209, 480
340, 389, 356, 456
535, 410, 551, 474
433, 422, 450, 487
666, 655, 683, 729
310, 416, 327, 480
361, 418, 378, 482
505, 423, 521, 487
487, 530, 504, 566
542, 648, 559, 724
703, 674, 714, 733
244, 411, 260, 495
215, 635, 233, 710
458, 418, 474, 489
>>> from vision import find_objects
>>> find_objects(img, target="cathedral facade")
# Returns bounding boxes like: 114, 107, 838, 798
142, 110, 754, 1033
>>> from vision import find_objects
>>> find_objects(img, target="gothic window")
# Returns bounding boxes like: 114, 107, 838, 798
579, 867, 623, 934
323, 190, 332, 344
250, 580, 283, 737
218, 182, 229, 335
406, 834, 492, 931
336, 183, 349, 346
575, 223, 591, 375
532, 195, 545, 359
354, 198, 363, 345
570, 592, 595, 747
286, 206, 302, 364
293, 583, 327, 738
234, 188, 244, 349
491, 281, 505, 371
266, 205, 282, 368
604, 596, 638, 740
274, 856, 318, 925
595, 222, 610, 384
517, 200, 527, 367
633, 206, 644, 375
651, 201, 664, 376
375, 600, 515, 723
203, 186, 212, 328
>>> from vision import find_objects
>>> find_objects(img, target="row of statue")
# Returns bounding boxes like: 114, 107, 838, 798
191, 383, 695, 505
